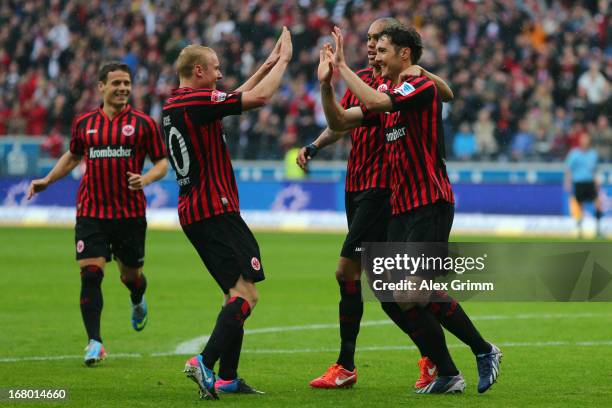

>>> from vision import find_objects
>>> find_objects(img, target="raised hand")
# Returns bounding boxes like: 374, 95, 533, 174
279, 26, 293, 62
262, 31, 283, 68
318, 44, 333, 84
399, 65, 423, 82
330, 26, 346, 67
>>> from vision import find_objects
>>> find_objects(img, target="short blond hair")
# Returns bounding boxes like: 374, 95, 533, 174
176, 45, 216, 79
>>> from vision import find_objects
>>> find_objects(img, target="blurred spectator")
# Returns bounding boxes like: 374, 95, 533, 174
0, 96, 11, 136
534, 128, 553, 160
41, 130, 64, 158
473, 109, 498, 159
25, 99, 48, 136
566, 122, 587, 149
453, 122, 477, 160
592, 115, 612, 162
511, 120, 535, 161
577, 61, 610, 119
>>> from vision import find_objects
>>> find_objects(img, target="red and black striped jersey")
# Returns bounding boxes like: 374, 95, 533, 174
162, 87, 242, 226
69, 104, 166, 219
340, 68, 391, 192
362, 75, 454, 215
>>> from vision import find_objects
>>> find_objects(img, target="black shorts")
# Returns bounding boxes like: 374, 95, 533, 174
573, 182, 598, 203
75, 217, 147, 268
387, 201, 454, 278
387, 200, 454, 243
182, 212, 265, 294
341, 188, 391, 260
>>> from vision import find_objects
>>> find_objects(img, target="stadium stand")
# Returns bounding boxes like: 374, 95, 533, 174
0, 0, 610, 162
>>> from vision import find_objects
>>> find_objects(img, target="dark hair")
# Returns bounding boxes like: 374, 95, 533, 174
98, 62, 132, 83
379, 25, 423, 64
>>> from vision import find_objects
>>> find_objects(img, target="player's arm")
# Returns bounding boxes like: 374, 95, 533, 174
321, 86, 365, 131
400, 65, 454, 102
127, 158, 168, 191
241, 27, 292, 111
234, 32, 282, 93
318, 45, 365, 131
27, 151, 82, 199
330, 27, 393, 113
297, 128, 347, 170
127, 118, 169, 190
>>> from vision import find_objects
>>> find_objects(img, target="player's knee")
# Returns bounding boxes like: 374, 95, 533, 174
395, 300, 418, 312
248, 296, 258, 309
335, 265, 360, 282
230, 289, 258, 309
392, 288, 424, 307
119, 267, 141, 283
247, 289, 259, 309
80, 265, 104, 286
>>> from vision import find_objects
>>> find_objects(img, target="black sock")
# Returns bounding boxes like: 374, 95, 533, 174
201, 297, 251, 371
336, 280, 362, 371
219, 328, 244, 381
121, 273, 147, 304
427, 291, 491, 355
80, 265, 104, 342
403, 307, 458, 376
380, 302, 427, 357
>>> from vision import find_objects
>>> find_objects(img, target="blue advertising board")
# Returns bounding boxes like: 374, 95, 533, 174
1, 176, 611, 216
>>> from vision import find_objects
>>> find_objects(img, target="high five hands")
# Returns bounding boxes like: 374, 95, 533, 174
318, 26, 347, 84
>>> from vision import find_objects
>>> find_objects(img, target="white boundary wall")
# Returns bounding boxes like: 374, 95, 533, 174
0, 206, 608, 238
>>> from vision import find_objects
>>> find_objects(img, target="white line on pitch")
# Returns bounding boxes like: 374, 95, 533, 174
2, 340, 612, 363
173, 312, 612, 355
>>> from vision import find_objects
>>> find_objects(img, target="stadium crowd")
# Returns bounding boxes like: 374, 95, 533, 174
0, 0, 610, 162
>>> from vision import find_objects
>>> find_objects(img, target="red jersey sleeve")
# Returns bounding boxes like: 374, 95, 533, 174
386, 77, 435, 112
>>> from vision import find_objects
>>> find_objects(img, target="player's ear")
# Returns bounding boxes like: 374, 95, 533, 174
192, 64, 200, 79
97, 81, 105, 93
401, 47, 411, 63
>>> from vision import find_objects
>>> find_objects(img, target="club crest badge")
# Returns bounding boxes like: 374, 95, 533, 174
122, 124, 135, 137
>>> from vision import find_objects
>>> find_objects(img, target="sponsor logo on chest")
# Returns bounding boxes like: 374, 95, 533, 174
89, 145, 133, 159
385, 125, 407, 143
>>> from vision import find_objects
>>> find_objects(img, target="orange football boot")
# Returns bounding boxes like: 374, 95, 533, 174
415, 357, 438, 389
309, 363, 357, 389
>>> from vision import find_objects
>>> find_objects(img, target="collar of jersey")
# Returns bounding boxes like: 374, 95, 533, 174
98, 104, 131, 121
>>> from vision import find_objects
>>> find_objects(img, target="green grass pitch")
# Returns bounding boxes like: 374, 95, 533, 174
0, 226, 611, 407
